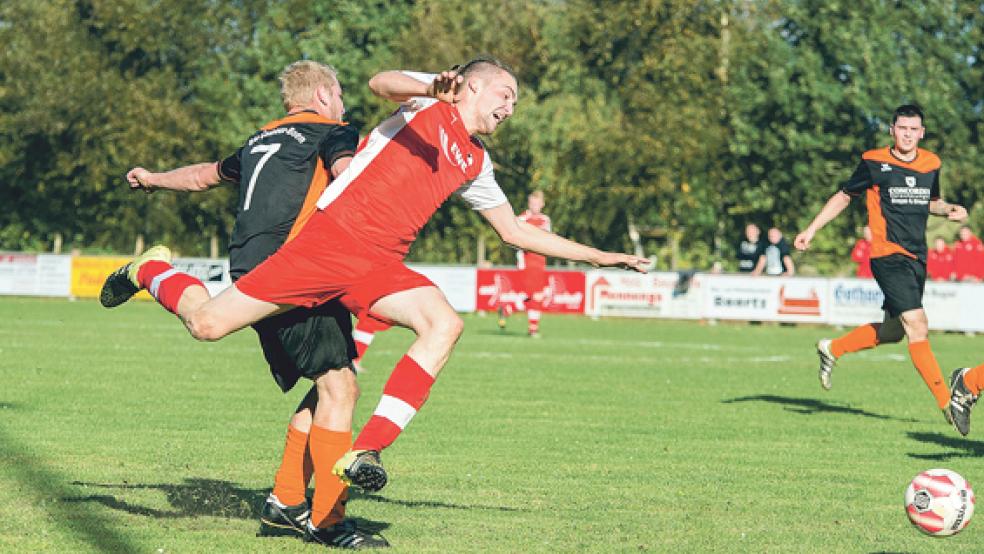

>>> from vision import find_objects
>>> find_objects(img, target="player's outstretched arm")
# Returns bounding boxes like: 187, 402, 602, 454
368, 70, 462, 104
480, 203, 650, 273
126, 162, 223, 193
794, 191, 852, 251
929, 199, 968, 222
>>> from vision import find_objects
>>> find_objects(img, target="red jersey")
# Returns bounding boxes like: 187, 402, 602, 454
954, 236, 984, 280
315, 80, 507, 261
516, 210, 551, 270
927, 245, 955, 281
850, 238, 872, 278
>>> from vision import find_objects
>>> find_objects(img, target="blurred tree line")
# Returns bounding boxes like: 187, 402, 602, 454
1, 0, 982, 275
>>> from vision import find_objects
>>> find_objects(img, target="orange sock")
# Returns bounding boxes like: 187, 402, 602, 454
309, 425, 352, 528
962, 363, 984, 396
830, 323, 879, 358
908, 340, 949, 409
271, 425, 310, 506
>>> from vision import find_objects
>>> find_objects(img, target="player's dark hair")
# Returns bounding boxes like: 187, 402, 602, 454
892, 104, 924, 125
453, 55, 516, 83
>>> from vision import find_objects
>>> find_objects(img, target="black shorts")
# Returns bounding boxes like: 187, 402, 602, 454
870, 254, 926, 318
251, 300, 357, 393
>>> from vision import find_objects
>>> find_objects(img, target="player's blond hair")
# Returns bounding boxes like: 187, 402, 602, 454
279, 60, 338, 111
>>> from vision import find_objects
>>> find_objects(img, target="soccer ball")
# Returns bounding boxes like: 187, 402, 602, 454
904, 468, 975, 536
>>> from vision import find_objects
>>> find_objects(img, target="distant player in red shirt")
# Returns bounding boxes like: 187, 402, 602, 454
927, 236, 955, 281
850, 226, 873, 278
498, 190, 551, 337
101, 57, 648, 497
953, 225, 984, 282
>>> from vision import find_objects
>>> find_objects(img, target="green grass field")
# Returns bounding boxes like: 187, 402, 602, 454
1, 296, 983, 552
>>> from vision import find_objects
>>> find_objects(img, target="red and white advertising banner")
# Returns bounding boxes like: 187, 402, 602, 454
702, 275, 829, 323
584, 270, 702, 319
475, 268, 585, 314
0, 253, 71, 297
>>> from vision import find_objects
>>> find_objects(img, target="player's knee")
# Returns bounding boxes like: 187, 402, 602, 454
436, 312, 464, 343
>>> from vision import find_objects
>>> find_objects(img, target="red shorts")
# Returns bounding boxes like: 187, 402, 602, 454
236, 212, 434, 318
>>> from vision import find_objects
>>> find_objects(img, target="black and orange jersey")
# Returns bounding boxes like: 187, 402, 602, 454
218, 111, 358, 279
841, 146, 941, 262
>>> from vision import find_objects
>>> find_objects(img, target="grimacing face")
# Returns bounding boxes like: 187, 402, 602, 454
891, 115, 924, 155
472, 69, 517, 135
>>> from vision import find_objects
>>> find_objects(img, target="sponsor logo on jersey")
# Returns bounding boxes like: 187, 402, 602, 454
881, 163, 892, 172
905, 176, 916, 187
439, 125, 473, 174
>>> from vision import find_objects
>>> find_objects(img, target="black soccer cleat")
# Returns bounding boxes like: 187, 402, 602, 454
99, 264, 140, 308
257, 494, 311, 538
333, 450, 388, 492
949, 368, 978, 436
99, 245, 172, 308
305, 519, 390, 549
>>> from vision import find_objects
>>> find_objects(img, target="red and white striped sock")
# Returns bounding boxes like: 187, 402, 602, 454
353, 355, 434, 452
527, 297, 541, 335
136, 260, 204, 315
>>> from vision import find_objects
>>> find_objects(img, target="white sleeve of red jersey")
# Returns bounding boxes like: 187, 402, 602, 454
455, 152, 508, 210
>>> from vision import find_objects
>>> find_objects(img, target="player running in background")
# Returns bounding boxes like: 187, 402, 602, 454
101, 57, 649, 499
106, 61, 388, 548
793, 104, 967, 424
498, 189, 551, 337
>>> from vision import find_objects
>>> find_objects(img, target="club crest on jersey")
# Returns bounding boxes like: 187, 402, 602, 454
905, 176, 916, 187
439, 125, 473, 173
880, 163, 892, 172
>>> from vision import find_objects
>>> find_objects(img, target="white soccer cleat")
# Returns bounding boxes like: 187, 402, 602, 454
816, 339, 836, 391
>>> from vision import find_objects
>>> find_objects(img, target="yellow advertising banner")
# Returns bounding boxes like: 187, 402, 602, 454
70, 256, 152, 300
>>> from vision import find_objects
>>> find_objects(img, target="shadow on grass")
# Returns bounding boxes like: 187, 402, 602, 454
355, 491, 523, 512
0, 427, 137, 552
905, 431, 984, 461
66, 478, 265, 519
470, 329, 528, 338
721, 395, 919, 422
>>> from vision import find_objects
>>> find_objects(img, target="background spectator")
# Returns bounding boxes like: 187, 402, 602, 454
737, 223, 761, 273
752, 227, 795, 276
850, 225, 873, 278
927, 236, 955, 281
954, 226, 984, 282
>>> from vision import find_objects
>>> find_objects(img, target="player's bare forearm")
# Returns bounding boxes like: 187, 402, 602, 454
127, 162, 222, 193
794, 191, 851, 250
482, 204, 648, 272
929, 199, 968, 221
369, 71, 432, 103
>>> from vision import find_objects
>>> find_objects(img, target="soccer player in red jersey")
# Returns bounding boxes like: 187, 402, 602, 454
498, 190, 551, 336
927, 236, 955, 281
953, 225, 984, 282
793, 105, 967, 427
850, 226, 873, 278
102, 57, 649, 496
108, 61, 388, 547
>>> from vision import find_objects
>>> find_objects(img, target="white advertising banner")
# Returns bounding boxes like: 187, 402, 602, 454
409, 264, 477, 313
826, 278, 884, 326
172, 257, 232, 298
0, 253, 71, 297
584, 270, 702, 319
957, 284, 984, 332
923, 282, 964, 331
702, 275, 829, 324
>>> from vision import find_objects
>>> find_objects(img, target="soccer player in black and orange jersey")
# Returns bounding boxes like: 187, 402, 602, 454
793, 104, 968, 427
110, 61, 388, 548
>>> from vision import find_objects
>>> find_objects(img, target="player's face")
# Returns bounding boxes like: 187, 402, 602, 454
473, 70, 518, 135
528, 194, 544, 213
890, 115, 924, 155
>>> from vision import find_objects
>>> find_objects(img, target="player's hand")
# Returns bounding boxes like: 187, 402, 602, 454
596, 252, 651, 273
947, 204, 968, 222
126, 167, 155, 193
793, 230, 814, 251
427, 70, 463, 104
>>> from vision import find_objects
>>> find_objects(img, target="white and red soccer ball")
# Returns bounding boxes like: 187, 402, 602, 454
905, 468, 975, 536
